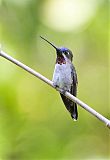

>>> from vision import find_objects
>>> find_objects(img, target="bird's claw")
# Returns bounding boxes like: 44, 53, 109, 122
60, 89, 66, 95
53, 83, 66, 95
53, 83, 59, 89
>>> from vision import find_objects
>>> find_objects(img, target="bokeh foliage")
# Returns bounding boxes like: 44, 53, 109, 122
0, 0, 109, 159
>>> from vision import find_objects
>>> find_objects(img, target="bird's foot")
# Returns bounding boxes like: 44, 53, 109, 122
53, 82, 59, 90
53, 83, 67, 95
59, 88, 67, 95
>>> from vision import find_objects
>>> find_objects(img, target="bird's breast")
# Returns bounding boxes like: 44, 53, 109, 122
54, 63, 72, 88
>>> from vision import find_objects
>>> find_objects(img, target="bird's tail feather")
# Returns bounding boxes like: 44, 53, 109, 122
71, 103, 78, 120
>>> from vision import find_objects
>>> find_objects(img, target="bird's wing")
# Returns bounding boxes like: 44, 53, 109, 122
71, 65, 78, 96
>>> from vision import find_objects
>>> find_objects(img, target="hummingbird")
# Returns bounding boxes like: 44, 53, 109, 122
40, 36, 78, 120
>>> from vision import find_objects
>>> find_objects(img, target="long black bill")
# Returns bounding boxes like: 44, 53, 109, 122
40, 36, 58, 50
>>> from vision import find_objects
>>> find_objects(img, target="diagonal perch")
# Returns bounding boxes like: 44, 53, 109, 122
0, 50, 110, 129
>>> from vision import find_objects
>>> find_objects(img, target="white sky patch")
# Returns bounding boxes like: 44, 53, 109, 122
40, 0, 102, 32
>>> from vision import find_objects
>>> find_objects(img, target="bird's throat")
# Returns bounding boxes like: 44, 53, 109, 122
56, 56, 66, 65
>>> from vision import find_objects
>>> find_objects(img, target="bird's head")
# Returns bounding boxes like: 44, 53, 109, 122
40, 36, 73, 62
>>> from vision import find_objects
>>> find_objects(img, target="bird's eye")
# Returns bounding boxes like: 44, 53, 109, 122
66, 51, 69, 55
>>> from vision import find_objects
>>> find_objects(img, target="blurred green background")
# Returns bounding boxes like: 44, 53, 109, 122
0, 0, 109, 159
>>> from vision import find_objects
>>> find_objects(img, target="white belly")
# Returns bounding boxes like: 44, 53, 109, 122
52, 63, 72, 91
